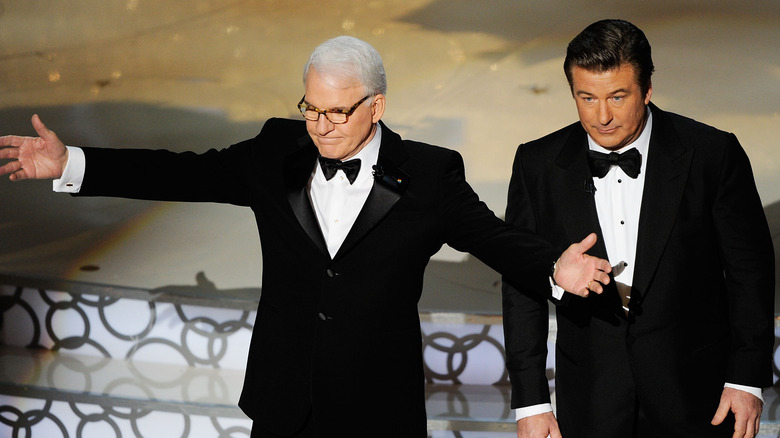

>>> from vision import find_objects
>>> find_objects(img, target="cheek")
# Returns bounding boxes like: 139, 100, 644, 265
575, 104, 593, 120
577, 109, 597, 129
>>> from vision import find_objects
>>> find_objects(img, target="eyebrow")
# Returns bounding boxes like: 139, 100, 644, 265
303, 100, 349, 112
575, 88, 630, 97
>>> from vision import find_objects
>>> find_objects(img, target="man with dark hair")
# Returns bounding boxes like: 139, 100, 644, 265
503, 19, 774, 438
0, 36, 612, 437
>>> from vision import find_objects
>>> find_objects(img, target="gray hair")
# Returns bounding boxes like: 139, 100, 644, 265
303, 36, 387, 96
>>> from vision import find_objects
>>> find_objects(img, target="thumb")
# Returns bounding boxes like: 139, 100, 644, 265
576, 233, 598, 253
711, 398, 730, 426
31, 114, 55, 141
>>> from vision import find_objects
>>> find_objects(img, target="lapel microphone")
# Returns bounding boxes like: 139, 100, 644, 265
372, 164, 409, 192
584, 179, 597, 195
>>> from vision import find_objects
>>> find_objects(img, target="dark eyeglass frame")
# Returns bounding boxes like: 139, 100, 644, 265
297, 95, 370, 124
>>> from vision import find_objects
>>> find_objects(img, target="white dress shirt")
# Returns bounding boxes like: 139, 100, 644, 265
309, 125, 381, 258
589, 111, 651, 313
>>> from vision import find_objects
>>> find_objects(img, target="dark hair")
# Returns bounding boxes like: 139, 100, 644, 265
564, 19, 654, 94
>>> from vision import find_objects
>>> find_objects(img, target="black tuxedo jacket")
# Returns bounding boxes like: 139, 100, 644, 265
502, 104, 774, 437
77, 118, 559, 436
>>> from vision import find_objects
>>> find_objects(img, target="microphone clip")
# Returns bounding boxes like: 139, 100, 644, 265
584, 179, 597, 196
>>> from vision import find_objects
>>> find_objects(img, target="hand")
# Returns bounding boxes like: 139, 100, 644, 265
0, 114, 68, 181
711, 387, 762, 438
552, 233, 611, 297
517, 412, 561, 438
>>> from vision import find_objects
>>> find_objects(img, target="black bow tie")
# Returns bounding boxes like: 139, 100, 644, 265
587, 148, 642, 179
318, 156, 362, 184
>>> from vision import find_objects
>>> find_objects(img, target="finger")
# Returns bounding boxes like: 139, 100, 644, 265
594, 270, 611, 286
753, 415, 761, 438
736, 410, 757, 438
0, 142, 19, 159
0, 161, 16, 177
711, 400, 730, 426
551, 419, 563, 438
2, 161, 26, 181
598, 258, 612, 274
0, 135, 25, 149
733, 418, 747, 438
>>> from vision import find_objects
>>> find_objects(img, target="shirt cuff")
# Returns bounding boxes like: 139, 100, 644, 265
550, 279, 565, 300
515, 403, 553, 421
53, 146, 85, 193
724, 383, 764, 404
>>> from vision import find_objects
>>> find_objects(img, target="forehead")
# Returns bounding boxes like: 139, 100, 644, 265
571, 64, 640, 94
305, 69, 364, 107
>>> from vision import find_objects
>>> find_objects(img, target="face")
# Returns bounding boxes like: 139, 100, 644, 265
303, 68, 385, 160
571, 64, 652, 151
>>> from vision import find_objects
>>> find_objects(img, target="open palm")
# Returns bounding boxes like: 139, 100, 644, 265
0, 114, 68, 181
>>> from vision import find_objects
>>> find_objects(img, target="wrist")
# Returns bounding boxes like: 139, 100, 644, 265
550, 259, 559, 285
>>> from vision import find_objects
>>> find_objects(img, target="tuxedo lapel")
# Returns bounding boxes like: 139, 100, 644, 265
285, 134, 329, 256
556, 128, 609, 260
335, 122, 409, 259
631, 105, 693, 300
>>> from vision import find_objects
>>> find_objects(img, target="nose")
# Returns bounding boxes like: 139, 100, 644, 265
597, 101, 613, 125
314, 113, 335, 134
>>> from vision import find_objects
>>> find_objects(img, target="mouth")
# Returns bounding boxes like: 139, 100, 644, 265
596, 127, 618, 135
316, 137, 343, 148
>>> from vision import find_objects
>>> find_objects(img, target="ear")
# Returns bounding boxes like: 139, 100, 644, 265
644, 83, 653, 105
371, 94, 386, 123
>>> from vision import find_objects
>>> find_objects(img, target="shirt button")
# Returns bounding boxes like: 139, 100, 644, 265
620, 220, 625, 225
618, 179, 623, 183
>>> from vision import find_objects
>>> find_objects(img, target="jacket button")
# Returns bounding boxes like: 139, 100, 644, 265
318, 312, 328, 321
326, 269, 336, 278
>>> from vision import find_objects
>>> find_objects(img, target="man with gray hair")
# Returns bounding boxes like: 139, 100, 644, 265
1, 36, 611, 437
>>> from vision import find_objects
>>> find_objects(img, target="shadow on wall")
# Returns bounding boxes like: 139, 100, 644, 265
0, 103, 262, 256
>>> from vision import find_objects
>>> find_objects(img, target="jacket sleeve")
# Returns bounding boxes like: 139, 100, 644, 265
437, 147, 558, 293
712, 133, 775, 387
501, 143, 555, 408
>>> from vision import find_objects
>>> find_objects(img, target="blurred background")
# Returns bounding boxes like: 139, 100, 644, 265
1, 0, 778, 311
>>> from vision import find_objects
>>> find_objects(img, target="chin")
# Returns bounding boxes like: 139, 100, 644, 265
319, 150, 346, 160
591, 136, 623, 150
315, 145, 343, 159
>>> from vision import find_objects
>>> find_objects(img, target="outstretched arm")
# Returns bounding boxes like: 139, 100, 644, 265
0, 114, 68, 181
552, 232, 611, 296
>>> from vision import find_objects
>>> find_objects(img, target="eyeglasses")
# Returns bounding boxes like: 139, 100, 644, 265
297, 95, 370, 124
